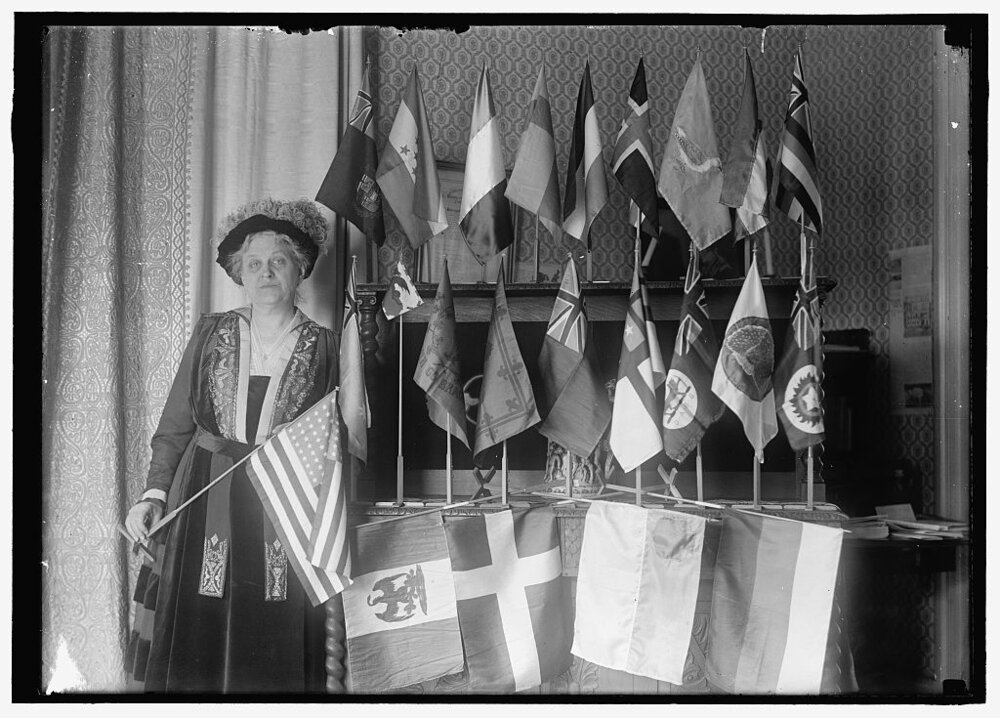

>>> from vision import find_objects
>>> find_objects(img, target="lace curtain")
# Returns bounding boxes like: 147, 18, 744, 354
41, 25, 367, 692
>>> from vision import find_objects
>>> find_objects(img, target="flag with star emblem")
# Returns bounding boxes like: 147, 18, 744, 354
442, 507, 571, 692
339, 256, 370, 463
316, 63, 385, 245
712, 254, 777, 461
246, 391, 352, 606
774, 234, 825, 450
563, 62, 608, 247
537, 256, 611, 457
657, 58, 731, 250
609, 243, 663, 473
721, 50, 771, 240
774, 48, 823, 236
473, 264, 540, 464
376, 66, 449, 249
611, 57, 658, 239
662, 247, 725, 463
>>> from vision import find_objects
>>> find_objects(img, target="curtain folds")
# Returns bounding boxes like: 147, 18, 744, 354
41, 25, 366, 691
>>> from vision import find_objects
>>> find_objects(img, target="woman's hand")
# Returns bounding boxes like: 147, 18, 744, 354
125, 500, 163, 543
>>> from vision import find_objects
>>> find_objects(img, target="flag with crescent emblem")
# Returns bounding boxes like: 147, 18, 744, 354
711, 254, 777, 461
774, 234, 825, 450
662, 247, 725, 462
657, 58, 731, 250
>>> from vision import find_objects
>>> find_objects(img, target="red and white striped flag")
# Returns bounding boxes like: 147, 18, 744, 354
246, 391, 352, 606
563, 62, 608, 247
774, 48, 823, 236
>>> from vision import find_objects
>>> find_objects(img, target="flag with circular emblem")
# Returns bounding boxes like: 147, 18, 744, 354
774, 233, 825, 450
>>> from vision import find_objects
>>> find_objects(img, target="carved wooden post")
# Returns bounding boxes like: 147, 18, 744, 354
324, 594, 348, 693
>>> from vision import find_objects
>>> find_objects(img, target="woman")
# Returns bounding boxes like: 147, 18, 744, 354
123, 197, 339, 693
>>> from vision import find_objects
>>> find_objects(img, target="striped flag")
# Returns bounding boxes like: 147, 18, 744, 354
376, 66, 449, 249
609, 243, 663, 472
563, 62, 608, 247
537, 256, 612, 457
721, 50, 771, 240
774, 235, 826, 451
657, 58, 731, 250
711, 254, 777, 461
774, 48, 823, 236
707, 512, 844, 694
662, 247, 725, 463
339, 256, 369, 463
506, 66, 561, 239
246, 391, 352, 606
414, 261, 470, 449
460, 65, 514, 266
611, 57, 659, 239
315, 63, 385, 245
342, 513, 464, 691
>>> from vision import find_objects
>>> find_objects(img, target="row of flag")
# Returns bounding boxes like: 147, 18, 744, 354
341, 503, 845, 694
317, 49, 825, 273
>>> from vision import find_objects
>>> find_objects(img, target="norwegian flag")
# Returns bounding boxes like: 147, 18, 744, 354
246, 391, 352, 606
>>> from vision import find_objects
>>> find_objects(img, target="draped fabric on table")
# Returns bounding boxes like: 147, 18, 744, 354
41, 25, 367, 691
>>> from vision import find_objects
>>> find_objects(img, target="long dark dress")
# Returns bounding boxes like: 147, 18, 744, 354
124, 308, 338, 693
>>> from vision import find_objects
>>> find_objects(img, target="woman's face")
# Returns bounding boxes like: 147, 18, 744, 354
241, 231, 302, 309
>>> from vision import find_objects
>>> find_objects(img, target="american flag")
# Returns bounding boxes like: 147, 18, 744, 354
775, 48, 823, 236
246, 390, 352, 606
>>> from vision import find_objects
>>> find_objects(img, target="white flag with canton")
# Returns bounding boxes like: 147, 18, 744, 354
247, 391, 352, 606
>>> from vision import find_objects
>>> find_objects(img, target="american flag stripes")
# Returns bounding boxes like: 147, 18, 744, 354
774, 48, 823, 236
246, 391, 352, 606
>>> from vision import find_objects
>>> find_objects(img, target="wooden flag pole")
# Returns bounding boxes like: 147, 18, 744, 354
804, 215, 816, 510
509, 205, 519, 283
566, 448, 573, 498
396, 314, 404, 506
533, 215, 540, 283
586, 247, 593, 282
807, 445, 815, 509
752, 455, 761, 510
635, 467, 642, 506
502, 440, 509, 504
446, 416, 454, 504
696, 440, 705, 502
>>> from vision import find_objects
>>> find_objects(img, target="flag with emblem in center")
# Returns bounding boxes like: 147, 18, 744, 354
712, 254, 777, 461
774, 48, 823, 236
611, 57, 659, 239
246, 391, 351, 607
657, 58, 731, 250
473, 264, 540, 464
563, 62, 608, 247
316, 63, 385, 245
774, 235, 825, 451
376, 66, 449, 249
662, 247, 725, 463
537, 256, 611, 458
342, 513, 464, 692
414, 261, 470, 449
609, 243, 663, 473
340, 256, 370, 463
443, 507, 571, 692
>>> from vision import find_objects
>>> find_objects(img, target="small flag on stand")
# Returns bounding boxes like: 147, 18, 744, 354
609, 248, 663, 473
460, 65, 514, 266
562, 62, 608, 247
414, 261, 470, 449
721, 50, 771, 240
662, 247, 725, 463
245, 392, 351, 606
340, 257, 370, 463
711, 255, 777, 461
573, 501, 707, 685
537, 256, 611, 457
315, 63, 385, 245
382, 260, 424, 320
774, 48, 823, 236
706, 511, 844, 694
506, 66, 562, 239
657, 58, 731, 250
443, 507, 571, 692
376, 66, 449, 248
611, 57, 659, 239
473, 264, 540, 464
774, 240, 825, 451
342, 513, 464, 692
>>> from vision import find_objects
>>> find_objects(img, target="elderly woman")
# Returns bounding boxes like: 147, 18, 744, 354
123, 198, 338, 693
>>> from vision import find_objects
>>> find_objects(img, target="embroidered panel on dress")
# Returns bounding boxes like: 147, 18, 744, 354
264, 538, 288, 602
208, 313, 241, 441
198, 533, 229, 598
272, 321, 321, 428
